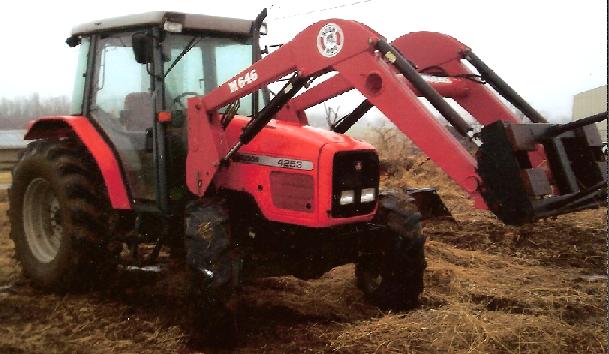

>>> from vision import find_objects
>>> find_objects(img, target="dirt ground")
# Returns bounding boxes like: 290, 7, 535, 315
0, 162, 607, 353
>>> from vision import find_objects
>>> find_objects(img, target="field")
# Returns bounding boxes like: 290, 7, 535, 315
0, 160, 606, 353
0, 172, 10, 186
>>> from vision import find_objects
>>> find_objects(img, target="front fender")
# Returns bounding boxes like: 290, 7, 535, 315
25, 116, 131, 209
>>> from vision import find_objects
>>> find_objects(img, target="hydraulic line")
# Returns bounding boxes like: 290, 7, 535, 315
332, 100, 373, 133
376, 40, 473, 137
546, 111, 607, 137
463, 50, 548, 124
222, 75, 309, 163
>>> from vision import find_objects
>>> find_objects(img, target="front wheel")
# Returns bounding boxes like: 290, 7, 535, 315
356, 191, 426, 310
185, 199, 241, 345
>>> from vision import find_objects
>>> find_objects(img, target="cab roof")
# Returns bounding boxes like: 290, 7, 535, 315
71, 11, 254, 36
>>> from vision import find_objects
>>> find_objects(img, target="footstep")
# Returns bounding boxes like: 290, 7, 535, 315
0, 284, 14, 293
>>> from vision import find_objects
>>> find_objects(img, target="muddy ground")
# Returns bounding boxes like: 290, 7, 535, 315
0, 163, 607, 353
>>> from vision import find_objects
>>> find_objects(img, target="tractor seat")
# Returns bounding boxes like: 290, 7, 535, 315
120, 92, 153, 131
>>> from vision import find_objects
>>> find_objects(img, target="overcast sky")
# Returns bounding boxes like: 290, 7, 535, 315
0, 0, 606, 121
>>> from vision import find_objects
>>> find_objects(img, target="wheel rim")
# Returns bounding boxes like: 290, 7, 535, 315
23, 178, 63, 263
360, 258, 383, 293
362, 270, 382, 293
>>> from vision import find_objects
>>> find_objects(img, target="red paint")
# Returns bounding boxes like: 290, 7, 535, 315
333, 52, 485, 207
186, 100, 226, 196
25, 116, 131, 209
213, 116, 376, 227
188, 20, 487, 210
282, 72, 471, 123
392, 32, 521, 126
157, 111, 172, 123
391, 32, 548, 171
20, 25, 556, 223
186, 19, 385, 196
17, 21, 560, 229
269, 171, 314, 213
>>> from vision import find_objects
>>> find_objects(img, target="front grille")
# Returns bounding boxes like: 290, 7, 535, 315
331, 150, 379, 218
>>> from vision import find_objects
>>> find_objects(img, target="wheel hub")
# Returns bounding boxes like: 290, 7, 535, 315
23, 178, 62, 263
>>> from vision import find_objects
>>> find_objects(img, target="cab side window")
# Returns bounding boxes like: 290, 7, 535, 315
93, 33, 153, 131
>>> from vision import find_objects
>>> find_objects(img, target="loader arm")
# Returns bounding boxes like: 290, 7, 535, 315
279, 32, 546, 167
187, 19, 607, 225
187, 19, 483, 206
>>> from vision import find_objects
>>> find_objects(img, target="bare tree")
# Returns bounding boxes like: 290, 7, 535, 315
323, 103, 340, 129
366, 121, 418, 159
0, 94, 71, 129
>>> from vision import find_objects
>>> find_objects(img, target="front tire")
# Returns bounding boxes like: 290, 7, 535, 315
9, 138, 115, 290
356, 191, 426, 310
185, 199, 241, 345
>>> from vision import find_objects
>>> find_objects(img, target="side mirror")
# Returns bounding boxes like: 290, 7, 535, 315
132, 32, 154, 64
65, 35, 81, 47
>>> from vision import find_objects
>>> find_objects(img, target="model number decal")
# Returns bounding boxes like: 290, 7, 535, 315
233, 153, 314, 171
277, 159, 304, 169
227, 69, 258, 93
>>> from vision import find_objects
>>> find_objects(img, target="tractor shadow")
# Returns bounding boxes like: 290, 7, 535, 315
86, 262, 384, 350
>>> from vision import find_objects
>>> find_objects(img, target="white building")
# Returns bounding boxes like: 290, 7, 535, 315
572, 85, 607, 142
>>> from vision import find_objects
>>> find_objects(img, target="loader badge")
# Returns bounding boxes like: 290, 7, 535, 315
317, 23, 344, 57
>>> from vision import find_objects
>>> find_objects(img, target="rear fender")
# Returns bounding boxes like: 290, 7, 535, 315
25, 116, 131, 209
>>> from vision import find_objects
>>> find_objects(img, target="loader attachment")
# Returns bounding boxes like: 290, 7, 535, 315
406, 188, 453, 220
370, 40, 607, 225
368, 39, 605, 224
477, 112, 607, 225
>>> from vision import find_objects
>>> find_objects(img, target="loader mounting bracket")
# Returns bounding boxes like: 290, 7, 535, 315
477, 117, 607, 225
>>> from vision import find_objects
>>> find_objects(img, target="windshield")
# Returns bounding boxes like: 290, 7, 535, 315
163, 33, 255, 117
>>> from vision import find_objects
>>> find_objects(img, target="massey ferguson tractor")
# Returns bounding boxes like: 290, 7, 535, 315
8, 10, 607, 341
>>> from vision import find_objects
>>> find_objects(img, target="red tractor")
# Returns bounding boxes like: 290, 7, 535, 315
9, 10, 606, 340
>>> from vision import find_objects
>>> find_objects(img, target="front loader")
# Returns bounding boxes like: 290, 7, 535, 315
8, 10, 606, 342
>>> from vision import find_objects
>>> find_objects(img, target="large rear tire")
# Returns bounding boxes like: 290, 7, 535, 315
9, 138, 116, 290
356, 190, 426, 310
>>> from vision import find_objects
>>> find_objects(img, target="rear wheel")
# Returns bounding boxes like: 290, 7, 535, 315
356, 190, 426, 310
9, 138, 116, 290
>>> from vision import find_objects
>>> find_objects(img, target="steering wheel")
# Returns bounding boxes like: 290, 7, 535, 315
170, 91, 199, 111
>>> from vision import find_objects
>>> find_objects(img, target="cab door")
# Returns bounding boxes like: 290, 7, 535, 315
88, 31, 157, 204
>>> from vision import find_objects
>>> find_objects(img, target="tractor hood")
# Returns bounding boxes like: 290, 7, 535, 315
224, 116, 374, 166
214, 116, 378, 227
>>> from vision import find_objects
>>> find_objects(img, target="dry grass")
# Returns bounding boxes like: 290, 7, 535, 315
329, 240, 607, 353
0, 172, 10, 185
0, 172, 9, 203
0, 144, 606, 353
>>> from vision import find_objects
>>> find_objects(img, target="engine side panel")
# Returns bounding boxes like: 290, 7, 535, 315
214, 117, 377, 227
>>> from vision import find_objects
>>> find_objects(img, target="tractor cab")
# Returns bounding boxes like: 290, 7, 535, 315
67, 11, 265, 208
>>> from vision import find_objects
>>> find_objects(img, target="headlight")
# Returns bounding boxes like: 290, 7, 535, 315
339, 190, 355, 205
164, 21, 183, 33
360, 188, 376, 203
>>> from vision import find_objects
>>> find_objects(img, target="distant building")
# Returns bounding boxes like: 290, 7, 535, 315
572, 85, 607, 142
0, 130, 26, 171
